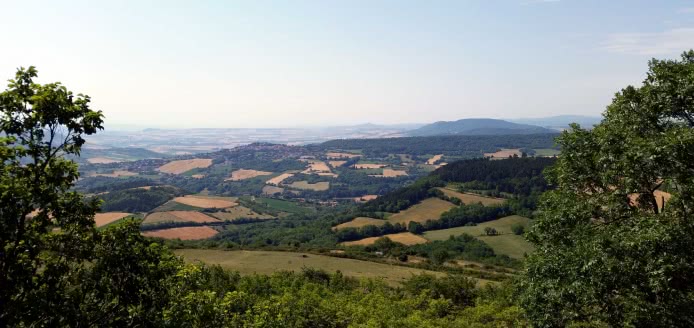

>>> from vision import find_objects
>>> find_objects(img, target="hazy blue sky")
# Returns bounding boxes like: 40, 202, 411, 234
1, 0, 693, 128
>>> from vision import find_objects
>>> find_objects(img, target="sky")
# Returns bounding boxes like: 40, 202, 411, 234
1, 0, 693, 128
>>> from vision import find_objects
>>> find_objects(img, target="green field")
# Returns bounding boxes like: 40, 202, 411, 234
174, 249, 457, 286
423, 215, 535, 259
241, 196, 315, 215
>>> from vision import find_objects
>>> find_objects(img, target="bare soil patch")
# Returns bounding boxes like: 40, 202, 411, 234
266, 173, 294, 186
388, 198, 456, 225
262, 185, 284, 195
426, 154, 443, 165
326, 152, 360, 159
328, 160, 347, 168
370, 168, 408, 178
332, 217, 386, 230
484, 149, 521, 159
142, 226, 218, 240
353, 163, 387, 169
288, 181, 330, 191
87, 157, 120, 164
353, 195, 378, 202
89, 170, 138, 178
143, 211, 220, 224
438, 188, 505, 206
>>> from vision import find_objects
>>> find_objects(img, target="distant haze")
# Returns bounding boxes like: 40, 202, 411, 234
1, 1, 692, 128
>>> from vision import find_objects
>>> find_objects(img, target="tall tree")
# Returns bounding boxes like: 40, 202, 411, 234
521, 51, 694, 327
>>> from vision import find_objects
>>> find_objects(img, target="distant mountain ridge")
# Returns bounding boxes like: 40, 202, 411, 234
406, 118, 555, 136
508, 115, 601, 129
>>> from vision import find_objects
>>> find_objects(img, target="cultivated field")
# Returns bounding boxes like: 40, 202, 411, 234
370, 168, 408, 178
94, 212, 131, 227
191, 174, 205, 179
483, 148, 521, 159
353, 163, 387, 169
328, 161, 347, 168
266, 173, 294, 186
341, 232, 428, 246
226, 169, 273, 181
87, 157, 120, 164
353, 194, 378, 202
288, 181, 330, 191
262, 185, 284, 195
426, 154, 443, 165
142, 226, 219, 240
387, 198, 456, 225
437, 188, 506, 206
174, 249, 446, 286
302, 160, 332, 174
332, 217, 386, 230
210, 206, 274, 221
533, 148, 560, 157
89, 170, 138, 178
172, 195, 237, 208
326, 152, 360, 159
158, 158, 213, 174
143, 211, 220, 224
424, 215, 534, 259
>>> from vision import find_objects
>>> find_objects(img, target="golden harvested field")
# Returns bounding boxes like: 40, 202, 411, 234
387, 198, 456, 225
370, 169, 408, 178
426, 154, 443, 165
424, 216, 534, 259
262, 185, 284, 195
353, 163, 387, 169
226, 169, 273, 181
89, 170, 138, 178
288, 181, 330, 191
143, 211, 220, 224
332, 217, 386, 230
172, 195, 237, 208
328, 160, 347, 168
266, 173, 294, 186
302, 160, 332, 173
174, 249, 447, 286
484, 148, 522, 159
143, 226, 218, 240
94, 212, 131, 227
210, 206, 274, 221
87, 157, 120, 164
158, 158, 213, 174
341, 232, 429, 246
326, 152, 361, 159
353, 194, 378, 202
437, 188, 506, 206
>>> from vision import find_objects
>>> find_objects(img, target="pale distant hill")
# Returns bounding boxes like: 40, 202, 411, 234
509, 115, 601, 129
406, 118, 555, 136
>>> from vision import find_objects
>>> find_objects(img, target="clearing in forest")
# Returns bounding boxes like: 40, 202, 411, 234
628, 190, 672, 211
94, 212, 131, 227
387, 198, 456, 225
370, 169, 408, 178
266, 173, 294, 186
210, 206, 274, 221
174, 249, 449, 286
158, 158, 213, 174
353, 163, 387, 169
262, 185, 284, 195
437, 188, 505, 206
423, 215, 534, 259
142, 226, 219, 240
328, 160, 347, 168
143, 211, 220, 224
353, 195, 378, 202
426, 154, 443, 165
172, 195, 237, 208
483, 149, 521, 159
326, 152, 360, 159
341, 232, 429, 246
288, 181, 330, 191
332, 217, 386, 230
226, 169, 273, 181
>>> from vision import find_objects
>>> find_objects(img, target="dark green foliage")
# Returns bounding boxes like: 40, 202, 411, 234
98, 185, 182, 212
317, 133, 558, 157
428, 203, 511, 230
511, 223, 525, 235
483, 227, 498, 236
521, 51, 694, 327
407, 221, 424, 234
75, 176, 157, 193
361, 176, 445, 212
409, 234, 520, 268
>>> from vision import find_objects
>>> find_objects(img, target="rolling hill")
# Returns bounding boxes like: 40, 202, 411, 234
406, 118, 555, 136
